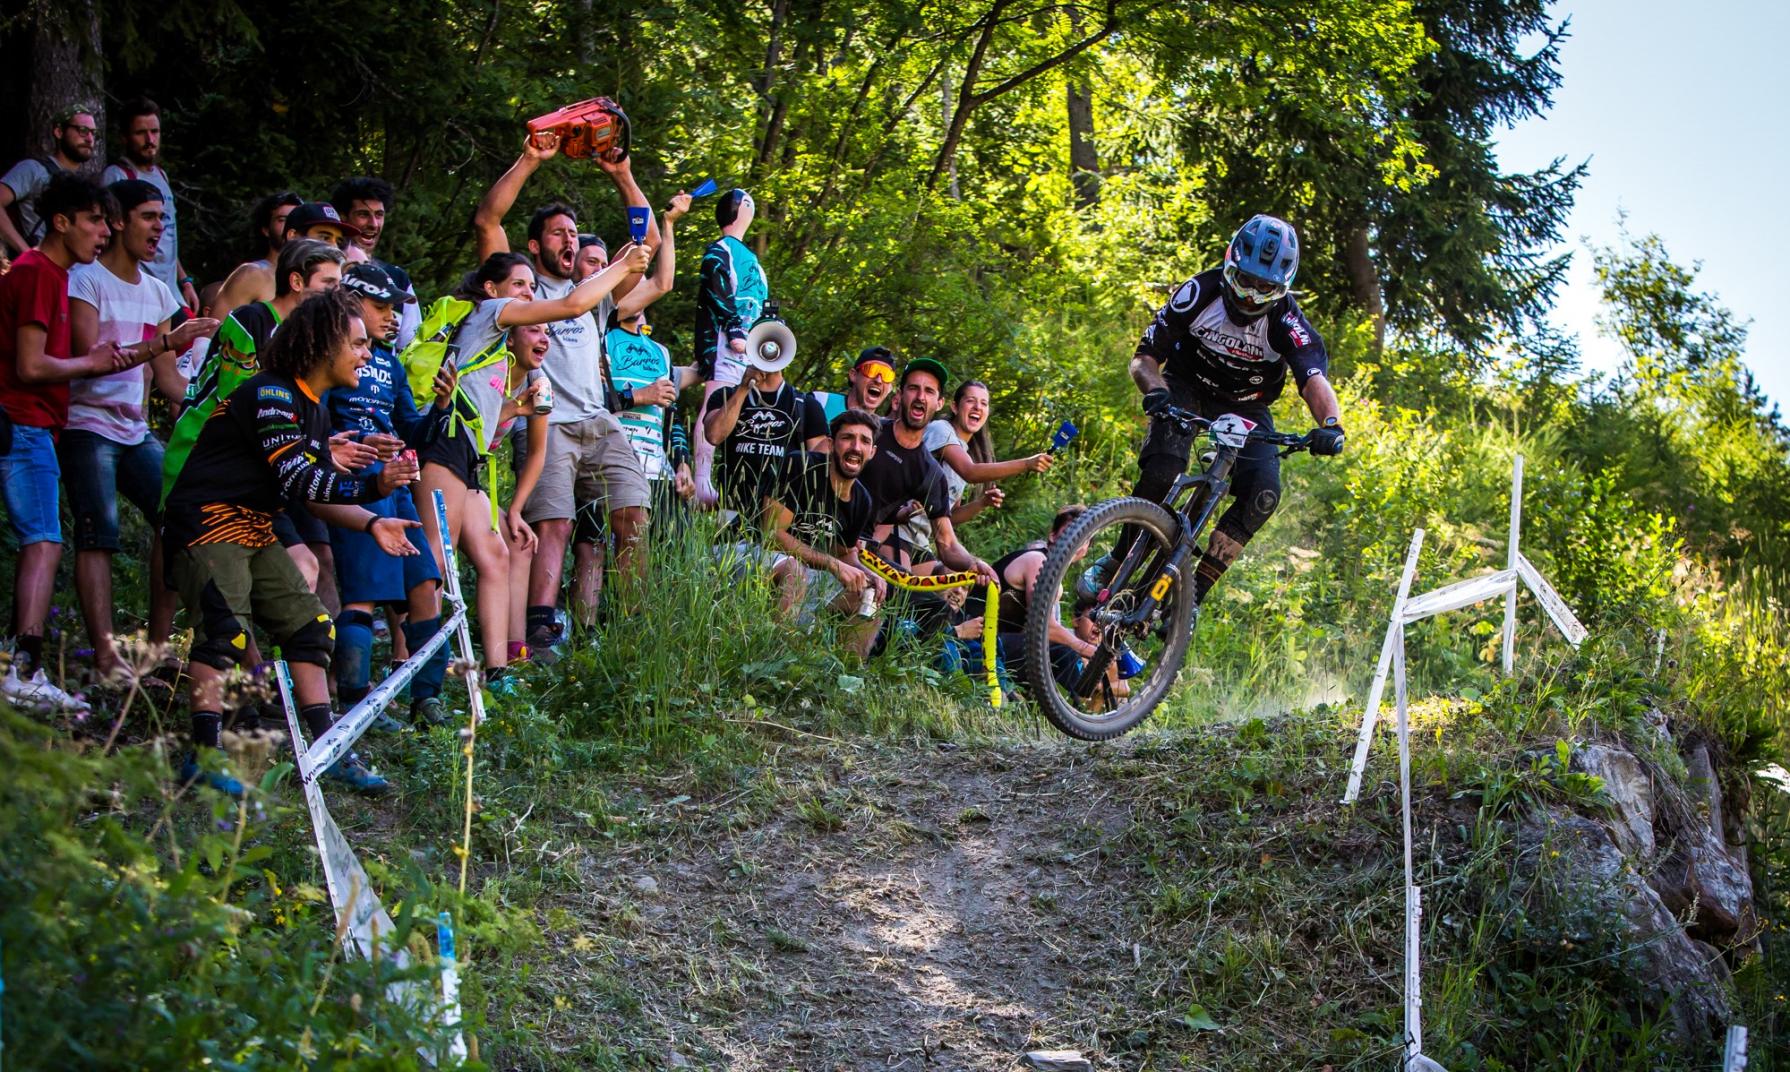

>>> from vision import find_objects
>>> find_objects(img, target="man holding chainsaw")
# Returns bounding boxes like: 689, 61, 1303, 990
1078, 214, 1345, 609
472, 119, 662, 656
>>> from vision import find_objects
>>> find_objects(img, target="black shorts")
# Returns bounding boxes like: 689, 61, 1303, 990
421, 428, 486, 491
272, 500, 331, 548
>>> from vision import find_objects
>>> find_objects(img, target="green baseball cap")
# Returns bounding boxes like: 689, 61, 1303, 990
900, 356, 950, 390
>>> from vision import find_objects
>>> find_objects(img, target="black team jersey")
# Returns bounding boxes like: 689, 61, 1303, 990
164, 371, 377, 549
1134, 267, 1329, 404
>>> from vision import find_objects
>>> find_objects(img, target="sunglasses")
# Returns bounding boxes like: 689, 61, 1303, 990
856, 360, 896, 384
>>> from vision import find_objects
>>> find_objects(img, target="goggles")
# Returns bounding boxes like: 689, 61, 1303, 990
1223, 262, 1289, 310
856, 360, 896, 384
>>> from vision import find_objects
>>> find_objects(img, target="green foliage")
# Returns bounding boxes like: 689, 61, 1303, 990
0, 710, 463, 1069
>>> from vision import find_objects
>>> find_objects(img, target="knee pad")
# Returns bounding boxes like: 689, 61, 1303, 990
1133, 457, 1185, 505
192, 621, 252, 671
334, 610, 375, 690
1215, 484, 1281, 549
284, 613, 337, 669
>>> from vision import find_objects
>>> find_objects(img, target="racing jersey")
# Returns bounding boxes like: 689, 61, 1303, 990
327, 337, 448, 469
695, 236, 767, 385
1135, 267, 1328, 404
164, 372, 377, 550
604, 316, 676, 481
162, 301, 280, 504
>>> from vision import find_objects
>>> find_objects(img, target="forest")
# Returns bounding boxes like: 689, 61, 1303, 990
3, 0, 1788, 1067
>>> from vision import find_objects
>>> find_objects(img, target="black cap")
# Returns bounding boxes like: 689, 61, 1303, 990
900, 356, 950, 390
284, 202, 362, 238
341, 262, 415, 305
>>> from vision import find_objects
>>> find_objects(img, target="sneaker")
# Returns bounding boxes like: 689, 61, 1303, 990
324, 752, 391, 795
523, 625, 562, 666
1075, 553, 1116, 604
483, 673, 521, 700
177, 752, 246, 798
410, 695, 450, 728
3, 665, 90, 714
368, 710, 408, 734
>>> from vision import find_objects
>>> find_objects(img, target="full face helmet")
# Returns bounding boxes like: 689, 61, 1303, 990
1222, 214, 1299, 320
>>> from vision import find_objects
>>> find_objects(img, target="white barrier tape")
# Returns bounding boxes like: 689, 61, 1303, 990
1515, 552, 1587, 647
298, 600, 468, 782
1725, 1025, 1749, 1071
437, 913, 469, 1062
1399, 570, 1516, 623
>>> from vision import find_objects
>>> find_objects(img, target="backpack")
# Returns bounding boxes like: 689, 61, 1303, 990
398, 297, 523, 528
5, 156, 63, 247
397, 296, 513, 453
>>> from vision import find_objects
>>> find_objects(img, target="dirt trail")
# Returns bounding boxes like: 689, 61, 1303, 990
547, 739, 1160, 1070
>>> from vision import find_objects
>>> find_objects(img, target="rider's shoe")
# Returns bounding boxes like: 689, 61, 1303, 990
410, 695, 451, 728
1075, 553, 1116, 604
178, 752, 247, 799
324, 752, 392, 795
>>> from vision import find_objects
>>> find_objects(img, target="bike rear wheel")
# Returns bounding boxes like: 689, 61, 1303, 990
1023, 496, 1197, 740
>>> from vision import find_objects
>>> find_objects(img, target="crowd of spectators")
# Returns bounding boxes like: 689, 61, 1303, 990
0, 103, 1066, 797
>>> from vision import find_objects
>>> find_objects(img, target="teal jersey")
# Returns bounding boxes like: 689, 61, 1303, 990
605, 322, 674, 480
696, 235, 768, 384
812, 390, 847, 425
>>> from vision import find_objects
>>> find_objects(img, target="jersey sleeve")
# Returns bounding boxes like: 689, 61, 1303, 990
1270, 299, 1329, 388
242, 381, 375, 506
390, 375, 449, 450
1135, 275, 1201, 368
918, 461, 952, 521
699, 243, 749, 345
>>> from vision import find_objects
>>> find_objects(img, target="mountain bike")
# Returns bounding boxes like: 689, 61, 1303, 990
1021, 407, 1315, 740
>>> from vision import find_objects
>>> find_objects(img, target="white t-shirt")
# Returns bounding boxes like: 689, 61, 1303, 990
67, 261, 181, 444
923, 419, 969, 506
532, 271, 613, 425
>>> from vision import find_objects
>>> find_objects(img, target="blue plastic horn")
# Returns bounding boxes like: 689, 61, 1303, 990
689, 178, 718, 198
1050, 419, 1079, 453
627, 206, 651, 244
1117, 644, 1145, 679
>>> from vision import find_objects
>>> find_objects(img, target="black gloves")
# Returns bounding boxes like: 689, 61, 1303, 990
1142, 388, 1173, 417
1310, 425, 1346, 456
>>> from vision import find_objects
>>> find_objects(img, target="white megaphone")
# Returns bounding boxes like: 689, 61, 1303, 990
745, 303, 796, 373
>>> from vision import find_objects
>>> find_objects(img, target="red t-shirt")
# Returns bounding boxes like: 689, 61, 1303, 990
0, 248, 73, 429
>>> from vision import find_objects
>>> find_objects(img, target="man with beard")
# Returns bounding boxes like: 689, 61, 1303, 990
856, 358, 997, 587
811, 346, 897, 426
0, 175, 155, 711
65, 179, 217, 684
763, 410, 888, 657
101, 99, 199, 311
472, 130, 661, 651
700, 339, 829, 526
0, 105, 99, 255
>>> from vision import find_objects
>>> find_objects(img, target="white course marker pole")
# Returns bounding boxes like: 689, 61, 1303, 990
1393, 630, 1423, 1061
1343, 530, 1426, 805
1724, 1025, 1749, 1071
1501, 456, 1523, 675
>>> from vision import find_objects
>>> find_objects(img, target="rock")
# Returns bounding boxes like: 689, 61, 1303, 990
1020, 1051, 1093, 1072
1573, 742, 1656, 857
631, 875, 660, 897
1653, 743, 1756, 944
1516, 810, 1730, 1043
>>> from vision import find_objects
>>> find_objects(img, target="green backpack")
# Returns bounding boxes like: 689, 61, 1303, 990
399, 296, 513, 450
398, 296, 517, 526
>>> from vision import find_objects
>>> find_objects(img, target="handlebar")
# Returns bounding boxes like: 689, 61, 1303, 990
1155, 404, 1315, 453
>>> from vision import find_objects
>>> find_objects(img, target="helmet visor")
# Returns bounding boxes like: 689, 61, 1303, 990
1224, 263, 1289, 312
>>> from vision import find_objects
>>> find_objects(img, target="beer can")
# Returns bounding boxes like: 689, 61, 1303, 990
533, 378, 555, 415
858, 587, 878, 618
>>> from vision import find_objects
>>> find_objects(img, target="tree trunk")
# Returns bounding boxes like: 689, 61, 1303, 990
1066, 83, 1098, 209
28, 0, 105, 176
1343, 221, 1385, 353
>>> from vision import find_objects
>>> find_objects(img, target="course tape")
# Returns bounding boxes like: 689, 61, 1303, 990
856, 548, 1002, 708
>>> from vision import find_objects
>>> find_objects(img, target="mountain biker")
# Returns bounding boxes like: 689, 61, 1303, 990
1079, 214, 1345, 609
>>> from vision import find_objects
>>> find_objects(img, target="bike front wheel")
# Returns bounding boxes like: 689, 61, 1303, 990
1022, 496, 1197, 740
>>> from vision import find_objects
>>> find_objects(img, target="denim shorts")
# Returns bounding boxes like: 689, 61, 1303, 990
57, 429, 165, 552
0, 424, 63, 546
329, 486, 442, 605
